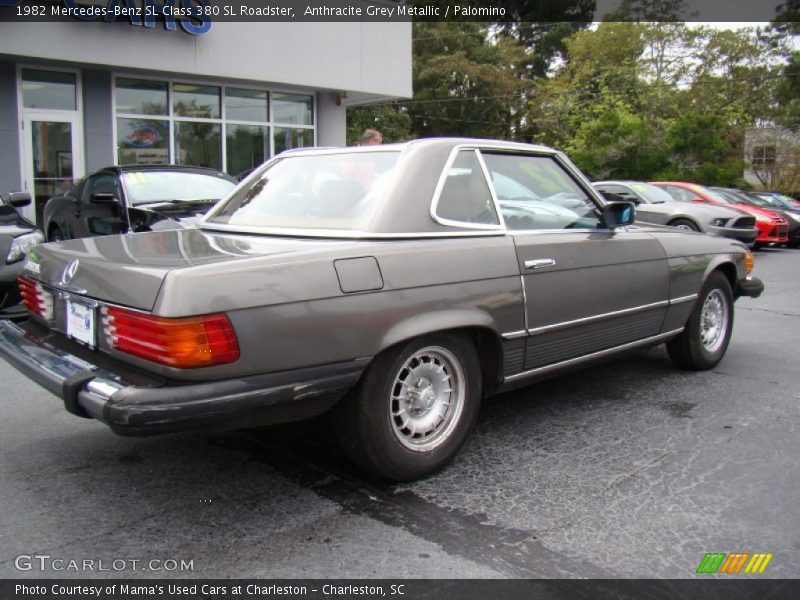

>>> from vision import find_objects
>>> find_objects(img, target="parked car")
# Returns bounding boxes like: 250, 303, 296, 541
43, 165, 237, 241
710, 187, 800, 248
0, 139, 764, 481
651, 181, 789, 247
0, 191, 43, 316
593, 181, 758, 245
752, 191, 800, 211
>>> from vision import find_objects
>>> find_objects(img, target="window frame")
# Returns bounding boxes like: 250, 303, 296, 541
430, 148, 504, 230
751, 145, 776, 170
112, 74, 316, 173
430, 144, 610, 235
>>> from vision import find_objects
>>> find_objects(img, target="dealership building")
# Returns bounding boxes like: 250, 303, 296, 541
0, 18, 411, 225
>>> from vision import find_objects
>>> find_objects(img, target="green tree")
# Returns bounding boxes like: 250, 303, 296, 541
490, 1, 595, 78
410, 22, 531, 139
346, 103, 412, 146
528, 22, 782, 184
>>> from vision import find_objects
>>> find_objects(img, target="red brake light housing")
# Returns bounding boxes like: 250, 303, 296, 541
104, 306, 239, 369
17, 275, 54, 320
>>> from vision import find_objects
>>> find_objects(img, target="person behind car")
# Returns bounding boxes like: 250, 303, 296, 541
359, 129, 383, 146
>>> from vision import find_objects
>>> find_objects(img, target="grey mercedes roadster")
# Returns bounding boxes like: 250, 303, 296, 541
0, 139, 764, 481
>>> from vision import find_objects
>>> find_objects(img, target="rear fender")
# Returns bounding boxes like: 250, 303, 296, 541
379, 309, 495, 353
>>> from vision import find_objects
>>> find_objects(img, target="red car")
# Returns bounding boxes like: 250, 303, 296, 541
651, 181, 788, 246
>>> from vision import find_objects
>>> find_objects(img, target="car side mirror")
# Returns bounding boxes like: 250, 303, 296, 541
692, 197, 707, 203
602, 201, 636, 229
7, 191, 31, 207
90, 192, 119, 204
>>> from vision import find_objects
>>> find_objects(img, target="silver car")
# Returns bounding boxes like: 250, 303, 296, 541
0, 139, 764, 481
594, 181, 758, 245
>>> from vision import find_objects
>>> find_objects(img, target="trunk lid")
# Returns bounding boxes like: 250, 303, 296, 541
27, 228, 357, 311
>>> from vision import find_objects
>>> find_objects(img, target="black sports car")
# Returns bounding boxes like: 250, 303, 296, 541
43, 165, 237, 241
0, 191, 43, 315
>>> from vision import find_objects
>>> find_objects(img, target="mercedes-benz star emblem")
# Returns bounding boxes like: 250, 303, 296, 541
61, 259, 80, 286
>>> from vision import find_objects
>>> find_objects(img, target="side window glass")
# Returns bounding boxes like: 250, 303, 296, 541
482, 153, 601, 231
595, 184, 631, 202
663, 186, 690, 202
83, 174, 120, 203
435, 150, 500, 227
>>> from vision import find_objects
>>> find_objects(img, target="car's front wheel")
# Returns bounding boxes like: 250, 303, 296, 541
335, 332, 481, 481
667, 271, 734, 370
669, 218, 700, 232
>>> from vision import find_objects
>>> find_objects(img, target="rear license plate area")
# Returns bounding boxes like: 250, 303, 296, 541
66, 299, 96, 349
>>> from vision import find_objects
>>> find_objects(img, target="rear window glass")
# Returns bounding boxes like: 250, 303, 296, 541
205, 151, 402, 231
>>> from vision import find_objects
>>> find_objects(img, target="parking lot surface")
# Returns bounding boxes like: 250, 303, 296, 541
1, 248, 797, 579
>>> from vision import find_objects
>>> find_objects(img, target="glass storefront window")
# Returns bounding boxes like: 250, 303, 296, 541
274, 127, 313, 155
273, 93, 313, 125
22, 69, 76, 110
226, 124, 268, 177
112, 78, 315, 174
117, 118, 169, 165
174, 121, 221, 169
173, 83, 220, 119
115, 78, 168, 115
225, 88, 268, 122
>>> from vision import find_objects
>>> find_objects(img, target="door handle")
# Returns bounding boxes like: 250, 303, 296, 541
524, 258, 556, 269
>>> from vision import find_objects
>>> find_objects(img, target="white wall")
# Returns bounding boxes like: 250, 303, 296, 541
0, 21, 412, 100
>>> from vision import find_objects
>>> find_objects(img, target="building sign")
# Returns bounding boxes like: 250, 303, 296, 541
126, 125, 161, 148
61, 0, 212, 35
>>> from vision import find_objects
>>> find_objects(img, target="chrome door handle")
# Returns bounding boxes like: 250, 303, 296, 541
524, 258, 556, 269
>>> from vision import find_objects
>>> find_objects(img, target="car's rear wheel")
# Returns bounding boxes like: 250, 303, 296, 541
667, 271, 733, 370
334, 332, 481, 482
669, 218, 700, 232
48, 226, 64, 242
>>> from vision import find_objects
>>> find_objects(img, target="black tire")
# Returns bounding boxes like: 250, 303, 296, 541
667, 271, 734, 370
669, 218, 700, 232
48, 226, 64, 242
334, 332, 481, 482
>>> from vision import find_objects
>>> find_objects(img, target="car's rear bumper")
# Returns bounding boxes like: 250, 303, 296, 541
0, 319, 368, 436
707, 225, 758, 244
736, 276, 764, 299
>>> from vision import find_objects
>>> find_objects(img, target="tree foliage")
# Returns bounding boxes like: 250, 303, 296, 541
528, 22, 784, 185
347, 19, 798, 190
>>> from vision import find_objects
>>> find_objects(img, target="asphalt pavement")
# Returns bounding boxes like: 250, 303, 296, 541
0, 247, 798, 579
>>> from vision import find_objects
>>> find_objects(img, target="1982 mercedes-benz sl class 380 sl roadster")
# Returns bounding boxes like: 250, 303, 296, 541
0, 139, 764, 481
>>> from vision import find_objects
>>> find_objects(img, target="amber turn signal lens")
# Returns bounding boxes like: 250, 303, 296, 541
745, 251, 754, 275
105, 307, 239, 368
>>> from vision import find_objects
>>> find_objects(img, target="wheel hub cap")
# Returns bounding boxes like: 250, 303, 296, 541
700, 290, 728, 352
390, 346, 466, 452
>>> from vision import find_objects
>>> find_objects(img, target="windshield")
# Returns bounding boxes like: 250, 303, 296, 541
204, 151, 402, 231
628, 182, 675, 204
122, 171, 235, 206
697, 186, 734, 204
774, 194, 799, 208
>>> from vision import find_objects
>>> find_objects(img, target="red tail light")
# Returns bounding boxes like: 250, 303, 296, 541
17, 275, 53, 320
104, 306, 239, 368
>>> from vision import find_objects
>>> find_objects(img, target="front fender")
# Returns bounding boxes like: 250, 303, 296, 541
702, 253, 745, 287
